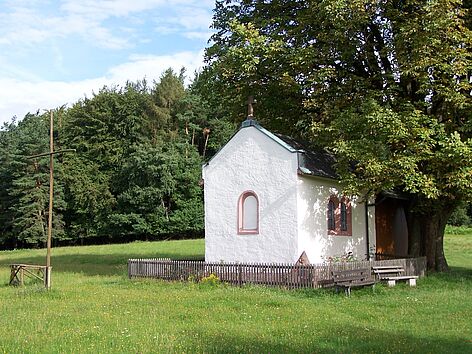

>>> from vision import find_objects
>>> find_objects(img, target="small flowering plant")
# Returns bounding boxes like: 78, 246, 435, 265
200, 273, 220, 286
323, 251, 357, 263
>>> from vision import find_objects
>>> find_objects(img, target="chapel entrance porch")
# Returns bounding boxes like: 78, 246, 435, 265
375, 196, 409, 258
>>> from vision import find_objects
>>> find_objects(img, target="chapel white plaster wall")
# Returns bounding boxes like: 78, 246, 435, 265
204, 127, 299, 263
296, 177, 375, 263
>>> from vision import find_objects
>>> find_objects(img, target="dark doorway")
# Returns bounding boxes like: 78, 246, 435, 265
375, 197, 408, 257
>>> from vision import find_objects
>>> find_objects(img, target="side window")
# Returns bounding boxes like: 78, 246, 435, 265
327, 199, 336, 231
327, 195, 352, 236
340, 202, 348, 231
238, 191, 259, 234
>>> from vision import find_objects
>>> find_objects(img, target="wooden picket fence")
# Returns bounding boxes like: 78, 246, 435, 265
128, 256, 426, 289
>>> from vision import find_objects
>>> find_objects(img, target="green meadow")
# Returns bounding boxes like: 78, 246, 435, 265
0, 230, 471, 354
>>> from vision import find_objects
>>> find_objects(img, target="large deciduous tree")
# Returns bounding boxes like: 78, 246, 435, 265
110, 141, 204, 238
60, 71, 209, 242
205, 0, 472, 271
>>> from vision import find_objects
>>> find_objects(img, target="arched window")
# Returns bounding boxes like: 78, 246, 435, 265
238, 191, 259, 234
327, 196, 352, 236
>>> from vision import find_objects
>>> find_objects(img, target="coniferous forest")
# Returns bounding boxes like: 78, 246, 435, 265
0, 69, 236, 249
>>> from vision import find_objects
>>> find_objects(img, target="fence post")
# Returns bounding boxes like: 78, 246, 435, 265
238, 264, 242, 287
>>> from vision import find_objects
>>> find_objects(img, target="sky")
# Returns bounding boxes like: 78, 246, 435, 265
0, 0, 215, 126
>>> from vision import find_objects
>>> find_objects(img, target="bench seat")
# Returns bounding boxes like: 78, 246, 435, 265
332, 268, 376, 296
374, 268, 404, 274
372, 265, 418, 287
381, 275, 419, 287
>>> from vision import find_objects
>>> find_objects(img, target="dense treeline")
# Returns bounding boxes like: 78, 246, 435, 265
1, 0, 470, 270
0, 69, 235, 249
448, 202, 472, 227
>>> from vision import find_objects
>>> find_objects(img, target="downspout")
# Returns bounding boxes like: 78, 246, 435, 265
365, 201, 370, 260
365, 196, 381, 261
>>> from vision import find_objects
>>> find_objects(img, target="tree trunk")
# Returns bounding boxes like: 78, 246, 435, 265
418, 205, 454, 272
405, 200, 454, 272
406, 210, 421, 257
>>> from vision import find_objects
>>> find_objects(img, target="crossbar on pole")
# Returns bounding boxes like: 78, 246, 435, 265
24, 112, 75, 289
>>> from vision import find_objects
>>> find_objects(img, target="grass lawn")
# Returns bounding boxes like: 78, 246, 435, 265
0, 231, 471, 353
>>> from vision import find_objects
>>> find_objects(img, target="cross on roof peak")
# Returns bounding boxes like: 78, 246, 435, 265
247, 95, 256, 118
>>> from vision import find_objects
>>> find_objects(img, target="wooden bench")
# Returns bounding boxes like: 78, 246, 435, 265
331, 268, 376, 296
372, 265, 418, 287
9, 264, 49, 286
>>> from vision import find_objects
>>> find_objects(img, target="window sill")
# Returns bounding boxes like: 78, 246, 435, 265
238, 230, 259, 235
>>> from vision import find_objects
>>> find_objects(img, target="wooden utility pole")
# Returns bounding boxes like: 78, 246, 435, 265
28, 111, 75, 289
46, 110, 54, 288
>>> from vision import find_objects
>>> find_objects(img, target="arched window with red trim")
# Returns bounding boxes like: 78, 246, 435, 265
238, 191, 259, 234
327, 195, 352, 236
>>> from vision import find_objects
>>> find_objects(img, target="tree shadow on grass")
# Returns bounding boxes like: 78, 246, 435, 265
432, 266, 472, 282
1, 252, 469, 292
410, 266, 472, 292
0, 252, 204, 278
190, 325, 471, 353
286, 270, 472, 301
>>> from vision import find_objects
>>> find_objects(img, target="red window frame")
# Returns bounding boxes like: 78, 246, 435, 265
327, 195, 352, 236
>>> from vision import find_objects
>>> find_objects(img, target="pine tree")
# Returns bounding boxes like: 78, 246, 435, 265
4, 113, 66, 247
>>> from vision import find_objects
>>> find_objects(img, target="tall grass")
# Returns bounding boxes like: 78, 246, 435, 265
0, 231, 470, 353
445, 225, 472, 236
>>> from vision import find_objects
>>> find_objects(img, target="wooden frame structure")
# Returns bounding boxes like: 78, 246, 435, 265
9, 264, 49, 286
11, 111, 75, 289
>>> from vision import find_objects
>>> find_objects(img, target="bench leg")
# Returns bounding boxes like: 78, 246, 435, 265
387, 279, 396, 287
407, 278, 416, 287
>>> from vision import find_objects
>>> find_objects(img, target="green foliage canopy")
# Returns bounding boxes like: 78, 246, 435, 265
204, 0, 472, 270
0, 69, 235, 248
